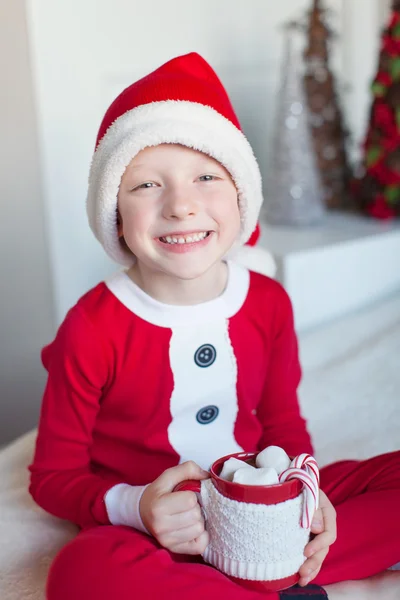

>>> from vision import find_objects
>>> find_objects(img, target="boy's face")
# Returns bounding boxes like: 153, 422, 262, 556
117, 144, 241, 281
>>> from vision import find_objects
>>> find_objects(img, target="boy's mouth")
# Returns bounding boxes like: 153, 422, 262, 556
158, 231, 211, 245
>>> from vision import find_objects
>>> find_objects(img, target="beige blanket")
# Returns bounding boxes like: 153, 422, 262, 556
1, 294, 399, 599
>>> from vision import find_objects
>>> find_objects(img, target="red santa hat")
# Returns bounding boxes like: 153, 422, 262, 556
86, 52, 275, 277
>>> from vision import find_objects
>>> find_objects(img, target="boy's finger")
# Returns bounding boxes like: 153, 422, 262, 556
321, 501, 337, 541
157, 490, 200, 515
163, 521, 206, 547
304, 529, 336, 558
317, 491, 337, 540
167, 505, 203, 529
298, 565, 321, 587
300, 547, 329, 580
170, 530, 209, 555
155, 461, 209, 495
310, 508, 324, 533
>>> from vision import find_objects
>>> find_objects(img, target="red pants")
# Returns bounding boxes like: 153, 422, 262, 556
47, 452, 400, 599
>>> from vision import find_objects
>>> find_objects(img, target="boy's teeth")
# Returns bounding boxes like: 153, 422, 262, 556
161, 232, 208, 244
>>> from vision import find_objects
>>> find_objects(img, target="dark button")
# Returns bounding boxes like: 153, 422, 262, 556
196, 405, 219, 424
194, 344, 216, 368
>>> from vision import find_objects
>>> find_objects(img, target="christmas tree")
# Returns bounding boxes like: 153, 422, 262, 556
266, 25, 325, 226
303, 0, 352, 210
354, 0, 400, 219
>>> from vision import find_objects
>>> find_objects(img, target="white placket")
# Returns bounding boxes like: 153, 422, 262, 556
167, 319, 243, 470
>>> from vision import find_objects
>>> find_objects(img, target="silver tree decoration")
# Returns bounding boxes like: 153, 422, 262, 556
265, 26, 325, 226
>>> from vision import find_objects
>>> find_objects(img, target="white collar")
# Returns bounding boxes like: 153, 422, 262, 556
105, 261, 250, 328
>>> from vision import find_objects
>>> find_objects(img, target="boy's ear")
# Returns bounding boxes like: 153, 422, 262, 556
116, 210, 124, 238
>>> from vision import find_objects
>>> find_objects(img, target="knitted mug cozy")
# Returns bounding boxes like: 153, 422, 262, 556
200, 478, 310, 582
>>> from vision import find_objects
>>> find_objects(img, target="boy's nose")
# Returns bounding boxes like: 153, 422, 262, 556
162, 191, 197, 220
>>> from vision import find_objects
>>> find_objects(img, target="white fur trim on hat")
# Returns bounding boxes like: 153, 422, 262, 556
87, 100, 263, 266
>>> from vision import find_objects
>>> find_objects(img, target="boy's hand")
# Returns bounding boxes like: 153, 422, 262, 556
299, 489, 337, 586
140, 461, 210, 555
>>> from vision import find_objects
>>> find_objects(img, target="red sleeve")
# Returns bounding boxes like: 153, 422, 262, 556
256, 285, 314, 457
29, 304, 122, 529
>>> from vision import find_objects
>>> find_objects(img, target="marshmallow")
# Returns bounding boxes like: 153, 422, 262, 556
256, 446, 291, 475
233, 466, 279, 486
219, 457, 254, 482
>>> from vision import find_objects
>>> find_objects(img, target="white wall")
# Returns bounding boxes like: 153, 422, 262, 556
25, 0, 384, 323
0, 0, 54, 444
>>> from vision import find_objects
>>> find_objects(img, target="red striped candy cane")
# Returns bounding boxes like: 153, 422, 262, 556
290, 454, 320, 488
279, 455, 320, 529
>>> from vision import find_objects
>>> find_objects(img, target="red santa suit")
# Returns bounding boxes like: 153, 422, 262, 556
30, 263, 311, 530
30, 264, 400, 600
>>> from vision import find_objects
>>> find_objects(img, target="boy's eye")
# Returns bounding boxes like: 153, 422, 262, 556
133, 182, 156, 191
199, 174, 217, 182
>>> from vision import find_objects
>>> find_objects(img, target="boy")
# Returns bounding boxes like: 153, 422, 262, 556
29, 53, 399, 599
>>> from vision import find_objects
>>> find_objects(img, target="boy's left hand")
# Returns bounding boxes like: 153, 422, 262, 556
299, 489, 337, 586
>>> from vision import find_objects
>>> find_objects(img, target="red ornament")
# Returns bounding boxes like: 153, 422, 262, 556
373, 102, 395, 133
382, 135, 400, 153
369, 161, 400, 185
389, 13, 400, 29
376, 71, 392, 87
382, 35, 400, 56
366, 193, 396, 220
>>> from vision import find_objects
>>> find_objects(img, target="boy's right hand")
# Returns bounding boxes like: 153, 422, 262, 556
139, 461, 210, 555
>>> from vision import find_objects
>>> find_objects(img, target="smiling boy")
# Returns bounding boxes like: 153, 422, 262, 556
29, 53, 400, 600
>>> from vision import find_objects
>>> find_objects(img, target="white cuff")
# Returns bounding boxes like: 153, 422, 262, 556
104, 483, 150, 534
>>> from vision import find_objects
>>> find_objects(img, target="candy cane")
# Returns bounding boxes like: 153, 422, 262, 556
279, 467, 318, 528
290, 454, 320, 487
279, 455, 320, 529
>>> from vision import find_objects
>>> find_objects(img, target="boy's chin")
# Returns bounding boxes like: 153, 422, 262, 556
161, 257, 224, 281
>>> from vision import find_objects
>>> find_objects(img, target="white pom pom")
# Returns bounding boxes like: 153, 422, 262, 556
233, 466, 279, 486
256, 446, 291, 475
219, 457, 254, 481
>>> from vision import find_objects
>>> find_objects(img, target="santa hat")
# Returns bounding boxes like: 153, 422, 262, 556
86, 52, 275, 277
